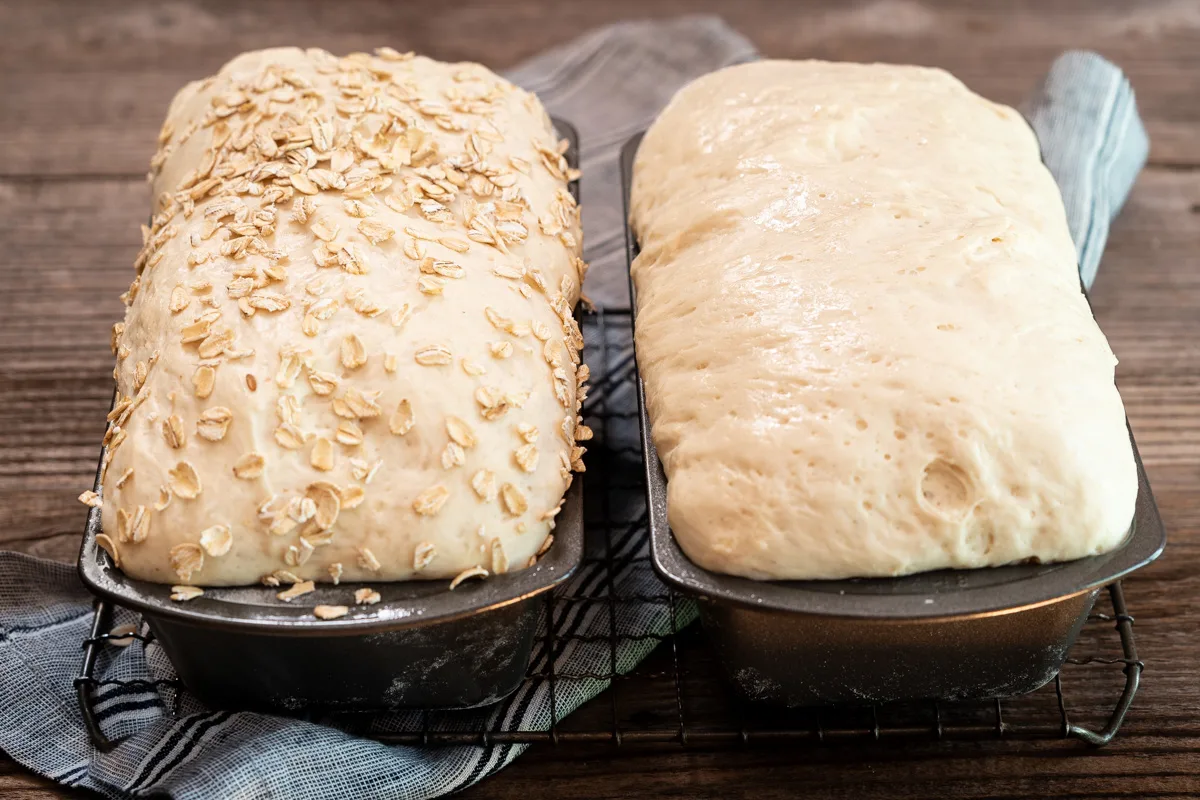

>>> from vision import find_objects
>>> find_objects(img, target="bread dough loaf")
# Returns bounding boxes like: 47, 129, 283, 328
100, 48, 588, 586
630, 60, 1136, 581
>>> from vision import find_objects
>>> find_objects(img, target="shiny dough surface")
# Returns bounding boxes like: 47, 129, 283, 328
630, 60, 1136, 581
100, 48, 587, 587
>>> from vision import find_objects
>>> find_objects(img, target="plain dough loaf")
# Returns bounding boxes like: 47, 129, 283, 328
630, 60, 1137, 581
99, 47, 588, 587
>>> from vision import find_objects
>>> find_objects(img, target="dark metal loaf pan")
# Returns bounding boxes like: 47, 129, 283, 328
79, 479, 582, 712
76, 121, 584, 714
619, 132, 1166, 707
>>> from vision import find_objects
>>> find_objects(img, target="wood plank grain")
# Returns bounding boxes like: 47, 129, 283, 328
0, 760, 93, 799
1, 0, 1199, 176
457, 739, 1200, 800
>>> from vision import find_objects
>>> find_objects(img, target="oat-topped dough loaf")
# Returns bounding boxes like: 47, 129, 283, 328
98, 47, 588, 587
630, 60, 1137, 581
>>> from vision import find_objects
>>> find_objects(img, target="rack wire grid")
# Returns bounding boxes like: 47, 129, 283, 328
76, 306, 1144, 750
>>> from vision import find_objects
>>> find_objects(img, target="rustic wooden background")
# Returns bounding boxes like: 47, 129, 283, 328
1, 0, 1197, 797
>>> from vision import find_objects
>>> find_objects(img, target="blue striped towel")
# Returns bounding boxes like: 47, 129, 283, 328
0, 17, 1146, 800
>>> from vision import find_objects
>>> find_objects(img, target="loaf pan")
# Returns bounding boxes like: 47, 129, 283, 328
76, 121, 584, 714
619, 132, 1166, 707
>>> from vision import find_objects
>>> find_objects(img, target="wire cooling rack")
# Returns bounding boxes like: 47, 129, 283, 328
76, 307, 1144, 750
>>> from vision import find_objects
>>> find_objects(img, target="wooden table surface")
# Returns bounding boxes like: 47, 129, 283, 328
1, 1, 1197, 797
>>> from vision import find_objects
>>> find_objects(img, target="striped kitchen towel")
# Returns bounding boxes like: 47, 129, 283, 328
0, 17, 1145, 800
1021, 50, 1149, 290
